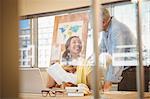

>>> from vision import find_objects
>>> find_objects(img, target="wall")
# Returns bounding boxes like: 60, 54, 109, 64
1, 0, 19, 98
40, 70, 48, 87
19, 0, 127, 16
19, 0, 90, 16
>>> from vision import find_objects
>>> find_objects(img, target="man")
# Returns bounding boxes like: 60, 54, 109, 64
100, 8, 139, 91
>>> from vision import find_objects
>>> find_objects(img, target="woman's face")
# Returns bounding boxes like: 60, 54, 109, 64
68, 37, 82, 56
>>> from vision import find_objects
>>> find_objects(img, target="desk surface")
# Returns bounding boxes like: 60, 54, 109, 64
19, 91, 150, 99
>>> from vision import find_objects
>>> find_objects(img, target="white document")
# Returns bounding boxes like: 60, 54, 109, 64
67, 92, 84, 96
47, 63, 77, 85
65, 87, 84, 93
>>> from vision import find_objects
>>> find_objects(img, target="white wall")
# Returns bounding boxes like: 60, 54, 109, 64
19, 0, 127, 16
19, 0, 91, 16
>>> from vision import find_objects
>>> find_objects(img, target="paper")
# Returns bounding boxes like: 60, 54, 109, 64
47, 63, 77, 85
67, 92, 84, 96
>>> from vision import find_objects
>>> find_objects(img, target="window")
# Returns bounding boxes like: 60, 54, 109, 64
19, 19, 33, 67
112, 2, 150, 66
19, 2, 150, 68
141, 1, 150, 65
19, 11, 90, 68
38, 16, 55, 67
113, 3, 137, 37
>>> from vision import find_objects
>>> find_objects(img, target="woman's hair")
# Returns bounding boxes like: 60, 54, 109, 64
62, 36, 80, 61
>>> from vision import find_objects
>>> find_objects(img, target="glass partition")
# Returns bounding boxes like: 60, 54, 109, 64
19, 0, 150, 98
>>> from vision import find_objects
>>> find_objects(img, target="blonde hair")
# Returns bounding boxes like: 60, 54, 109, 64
102, 8, 110, 20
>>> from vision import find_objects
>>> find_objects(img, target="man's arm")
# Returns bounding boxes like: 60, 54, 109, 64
103, 28, 125, 91
99, 32, 107, 53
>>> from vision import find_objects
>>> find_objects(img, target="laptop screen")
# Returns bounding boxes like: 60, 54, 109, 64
19, 68, 45, 93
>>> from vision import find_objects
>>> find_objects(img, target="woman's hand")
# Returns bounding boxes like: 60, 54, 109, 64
54, 82, 77, 88
63, 82, 77, 87
58, 82, 77, 89
102, 81, 112, 91
63, 66, 77, 73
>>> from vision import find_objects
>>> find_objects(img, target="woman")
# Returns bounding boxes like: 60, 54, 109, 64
47, 36, 92, 89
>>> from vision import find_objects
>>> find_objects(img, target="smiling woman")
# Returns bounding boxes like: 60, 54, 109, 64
47, 36, 92, 90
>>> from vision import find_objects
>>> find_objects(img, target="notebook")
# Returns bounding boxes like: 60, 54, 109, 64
19, 68, 46, 93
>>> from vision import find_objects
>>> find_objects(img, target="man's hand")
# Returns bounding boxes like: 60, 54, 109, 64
102, 81, 112, 91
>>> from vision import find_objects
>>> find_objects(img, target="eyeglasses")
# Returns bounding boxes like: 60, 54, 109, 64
41, 89, 65, 97
41, 90, 56, 97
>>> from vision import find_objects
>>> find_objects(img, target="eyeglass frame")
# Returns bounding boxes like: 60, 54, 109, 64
41, 89, 65, 97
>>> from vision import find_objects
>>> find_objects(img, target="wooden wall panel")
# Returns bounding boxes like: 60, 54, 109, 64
1, 0, 19, 98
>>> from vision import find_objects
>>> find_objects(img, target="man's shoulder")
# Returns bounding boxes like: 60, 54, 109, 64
111, 18, 129, 32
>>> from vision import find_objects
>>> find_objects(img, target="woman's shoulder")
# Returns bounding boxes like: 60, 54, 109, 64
60, 56, 92, 67
77, 57, 92, 67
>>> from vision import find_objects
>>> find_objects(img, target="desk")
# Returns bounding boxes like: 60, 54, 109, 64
20, 91, 150, 99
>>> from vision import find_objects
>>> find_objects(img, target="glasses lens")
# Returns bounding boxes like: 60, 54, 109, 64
50, 90, 56, 97
41, 90, 49, 97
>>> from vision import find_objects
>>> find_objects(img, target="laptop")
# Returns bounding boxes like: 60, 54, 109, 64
19, 68, 46, 93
